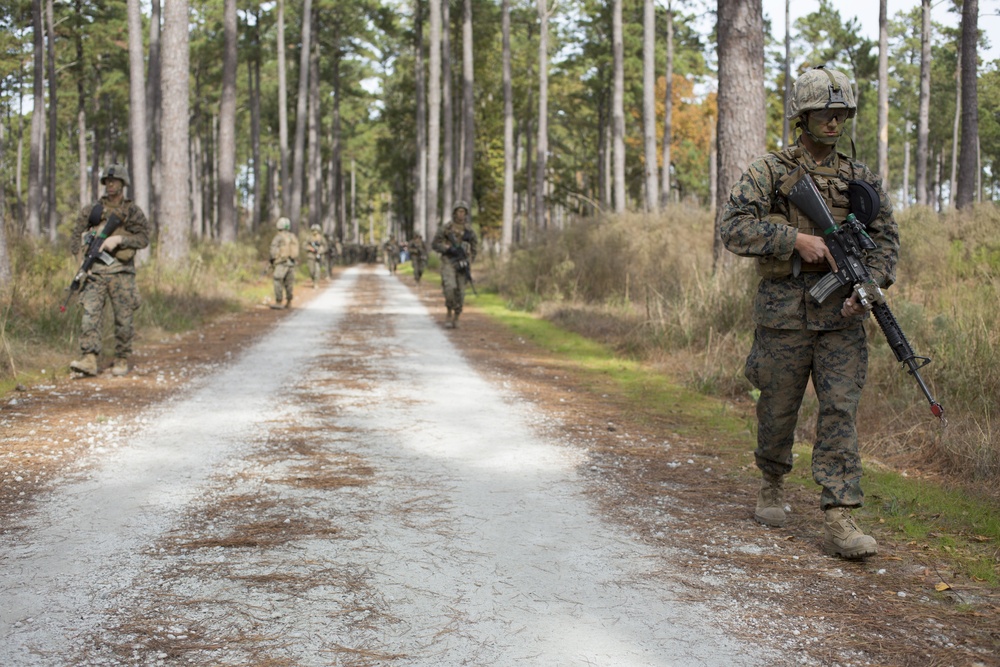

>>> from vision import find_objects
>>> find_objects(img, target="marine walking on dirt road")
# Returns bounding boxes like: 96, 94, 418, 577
408, 233, 428, 284
432, 201, 479, 329
269, 217, 299, 309
720, 66, 900, 560
306, 224, 328, 288
69, 163, 151, 378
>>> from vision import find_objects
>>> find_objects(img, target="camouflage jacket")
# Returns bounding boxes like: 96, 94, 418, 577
720, 143, 899, 331
431, 222, 478, 265
408, 238, 427, 258
270, 230, 299, 265
71, 196, 151, 275
306, 233, 328, 257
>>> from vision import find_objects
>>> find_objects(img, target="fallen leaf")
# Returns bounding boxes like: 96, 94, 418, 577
935, 582, 952, 592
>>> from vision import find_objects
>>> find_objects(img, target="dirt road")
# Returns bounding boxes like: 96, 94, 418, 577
0, 267, 774, 666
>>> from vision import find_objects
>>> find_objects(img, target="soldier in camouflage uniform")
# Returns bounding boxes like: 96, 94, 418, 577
69, 164, 151, 378
269, 217, 299, 309
408, 233, 428, 284
432, 201, 478, 329
721, 67, 899, 559
383, 237, 400, 274
305, 224, 328, 288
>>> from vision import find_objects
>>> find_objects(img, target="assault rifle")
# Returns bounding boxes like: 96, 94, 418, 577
60, 213, 123, 312
785, 171, 944, 420
447, 233, 477, 296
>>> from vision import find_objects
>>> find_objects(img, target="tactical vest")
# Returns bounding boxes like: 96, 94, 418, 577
756, 146, 858, 279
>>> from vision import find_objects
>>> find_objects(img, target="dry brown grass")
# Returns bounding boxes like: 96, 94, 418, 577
487, 204, 1000, 485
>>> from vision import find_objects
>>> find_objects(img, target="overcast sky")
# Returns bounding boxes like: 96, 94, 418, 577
760, 0, 1000, 63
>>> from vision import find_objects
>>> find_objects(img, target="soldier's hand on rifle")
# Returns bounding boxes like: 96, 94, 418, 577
840, 291, 866, 319
100, 235, 124, 253
794, 232, 838, 273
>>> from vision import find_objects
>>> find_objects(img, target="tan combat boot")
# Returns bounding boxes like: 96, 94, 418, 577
70, 353, 99, 376
284, 297, 292, 309
452, 310, 461, 329
824, 507, 878, 559
754, 474, 786, 527
111, 357, 129, 377
446, 308, 454, 328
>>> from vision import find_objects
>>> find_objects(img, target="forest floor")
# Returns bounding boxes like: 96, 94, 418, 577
0, 265, 997, 666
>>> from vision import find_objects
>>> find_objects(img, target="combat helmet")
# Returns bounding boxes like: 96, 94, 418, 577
453, 200, 469, 214
310, 224, 321, 232
276, 217, 291, 231
786, 66, 857, 120
101, 163, 131, 187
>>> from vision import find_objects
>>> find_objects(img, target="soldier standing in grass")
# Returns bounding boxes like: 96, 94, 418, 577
306, 224, 327, 288
720, 67, 899, 559
69, 163, 151, 378
432, 201, 478, 329
408, 233, 428, 284
269, 217, 299, 309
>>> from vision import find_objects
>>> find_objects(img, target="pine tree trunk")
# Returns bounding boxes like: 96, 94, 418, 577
501, 0, 514, 255
442, 0, 454, 219
250, 14, 262, 230
27, 0, 44, 237
147, 0, 162, 225
427, 0, 442, 238
127, 0, 151, 263
642, 0, 658, 212
278, 0, 290, 216
877, 0, 889, 180
460, 0, 474, 206
715, 0, 765, 266
915, 0, 931, 206
306, 36, 320, 230
660, 4, 673, 207
612, 0, 626, 213
781, 0, 790, 147
217, 0, 238, 242
0, 119, 10, 287
536, 0, 550, 231
159, 0, 191, 263
75, 0, 88, 210
290, 0, 314, 230
414, 0, 427, 238
45, 0, 57, 239
955, 0, 979, 209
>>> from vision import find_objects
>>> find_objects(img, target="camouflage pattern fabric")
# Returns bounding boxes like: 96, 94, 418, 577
383, 240, 399, 273
432, 222, 479, 313
744, 325, 868, 510
71, 197, 151, 274
77, 273, 142, 358
270, 230, 299, 303
409, 237, 428, 282
306, 232, 328, 283
721, 139, 898, 511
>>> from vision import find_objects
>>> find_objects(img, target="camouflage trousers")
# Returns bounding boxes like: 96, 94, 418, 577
411, 256, 426, 282
439, 261, 468, 312
744, 324, 868, 510
78, 271, 141, 359
308, 256, 325, 284
273, 262, 295, 303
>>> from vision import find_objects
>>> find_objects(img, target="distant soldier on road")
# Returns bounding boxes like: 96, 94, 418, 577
269, 217, 299, 309
408, 233, 428, 284
69, 163, 151, 377
383, 237, 400, 274
432, 201, 478, 329
306, 224, 328, 288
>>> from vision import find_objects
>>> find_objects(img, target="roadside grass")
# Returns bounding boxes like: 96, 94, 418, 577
474, 290, 1000, 586
0, 235, 271, 393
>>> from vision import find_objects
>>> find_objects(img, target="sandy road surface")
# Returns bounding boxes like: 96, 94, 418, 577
0, 266, 772, 666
